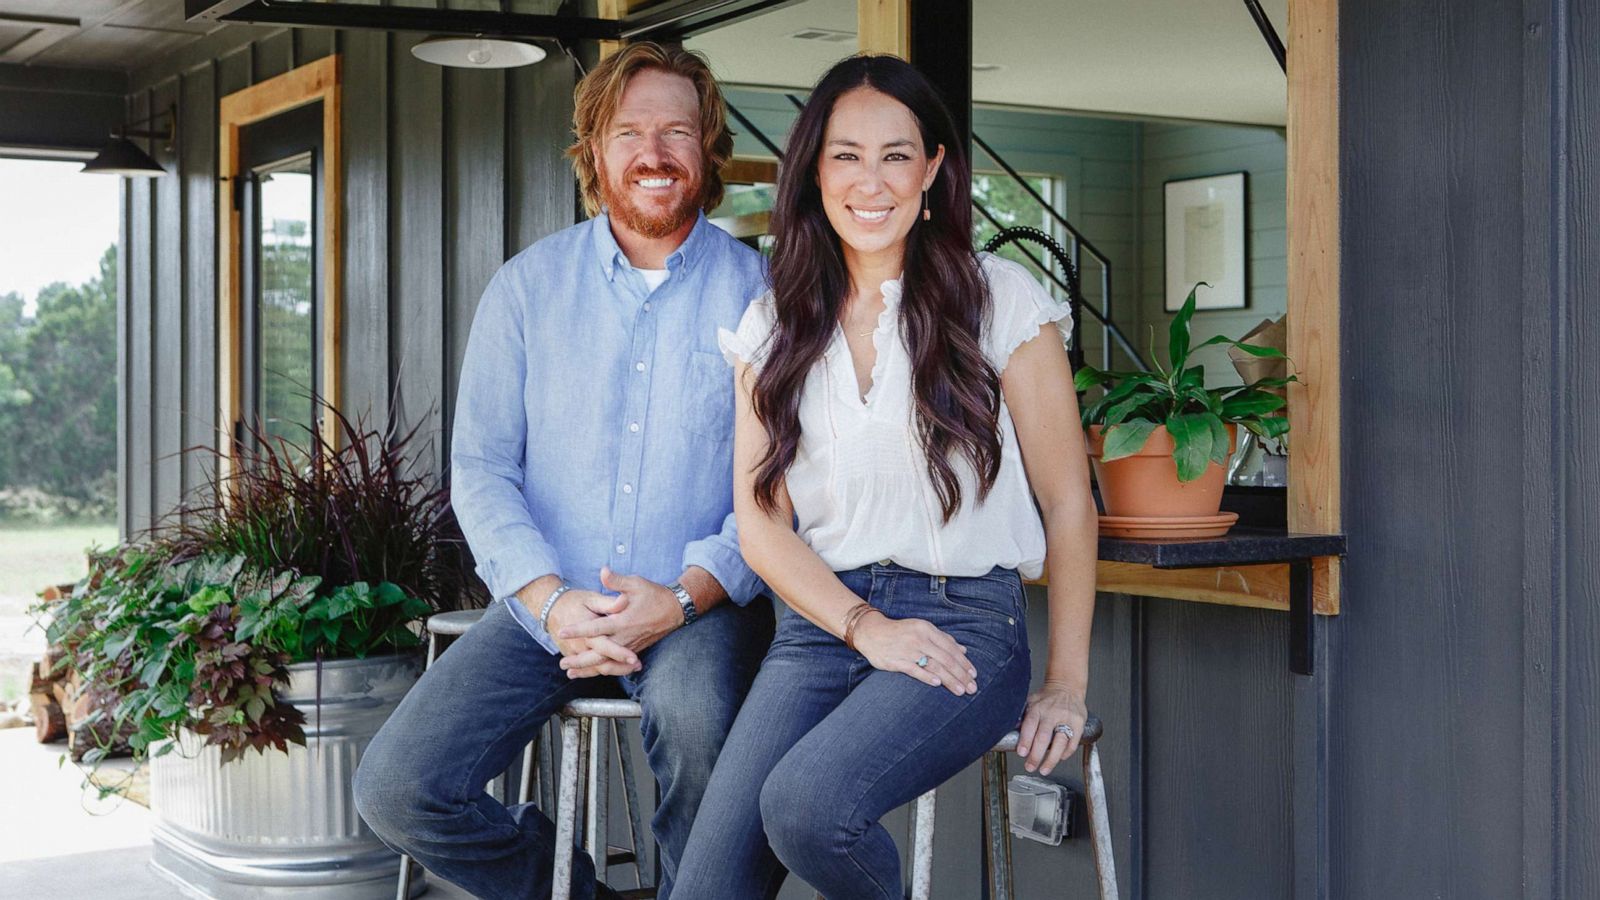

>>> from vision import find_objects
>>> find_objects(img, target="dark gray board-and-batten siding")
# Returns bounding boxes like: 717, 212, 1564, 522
117, 26, 576, 539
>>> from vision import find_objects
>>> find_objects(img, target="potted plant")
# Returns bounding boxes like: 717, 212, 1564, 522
1074, 284, 1295, 538
38, 408, 475, 898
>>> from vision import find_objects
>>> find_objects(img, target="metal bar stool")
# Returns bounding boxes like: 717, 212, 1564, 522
906, 714, 1116, 900
552, 698, 656, 900
394, 609, 559, 900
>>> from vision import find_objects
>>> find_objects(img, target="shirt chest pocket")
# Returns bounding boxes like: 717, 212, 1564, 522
679, 349, 734, 445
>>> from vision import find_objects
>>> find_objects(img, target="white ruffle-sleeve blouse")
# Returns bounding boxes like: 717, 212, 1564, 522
718, 253, 1070, 580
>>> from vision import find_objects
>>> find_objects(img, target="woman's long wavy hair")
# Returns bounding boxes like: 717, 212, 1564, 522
752, 55, 1001, 522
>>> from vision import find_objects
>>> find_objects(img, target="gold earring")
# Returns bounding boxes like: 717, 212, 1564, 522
922, 188, 931, 221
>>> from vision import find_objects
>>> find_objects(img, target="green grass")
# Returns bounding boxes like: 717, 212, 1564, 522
0, 520, 118, 601
0, 520, 117, 706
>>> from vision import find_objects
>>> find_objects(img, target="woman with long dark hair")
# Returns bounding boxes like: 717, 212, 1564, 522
669, 55, 1098, 899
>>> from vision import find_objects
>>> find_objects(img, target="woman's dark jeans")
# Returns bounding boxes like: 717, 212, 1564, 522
674, 563, 1031, 900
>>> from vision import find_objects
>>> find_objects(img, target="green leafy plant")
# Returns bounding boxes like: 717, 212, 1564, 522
43, 548, 432, 768
1074, 283, 1297, 482
35, 403, 476, 777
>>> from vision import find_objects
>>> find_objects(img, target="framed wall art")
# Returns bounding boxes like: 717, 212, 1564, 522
1163, 171, 1248, 311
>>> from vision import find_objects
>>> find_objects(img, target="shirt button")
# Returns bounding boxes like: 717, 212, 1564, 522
628, 422, 640, 433
622, 483, 633, 494
616, 543, 627, 555
636, 362, 646, 372
643, 302, 652, 312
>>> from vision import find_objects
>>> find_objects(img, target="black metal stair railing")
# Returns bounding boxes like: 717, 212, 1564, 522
980, 225, 1150, 373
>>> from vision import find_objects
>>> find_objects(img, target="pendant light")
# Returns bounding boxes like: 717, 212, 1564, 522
82, 106, 175, 177
411, 34, 546, 69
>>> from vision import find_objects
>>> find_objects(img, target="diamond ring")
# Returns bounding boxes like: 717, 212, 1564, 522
1053, 724, 1075, 739
916, 655, 929, 668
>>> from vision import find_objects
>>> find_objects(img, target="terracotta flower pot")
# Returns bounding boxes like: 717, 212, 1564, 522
1086, 423, 1236, 518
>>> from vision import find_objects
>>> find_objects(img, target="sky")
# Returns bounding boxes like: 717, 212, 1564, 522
0, 159, 121, 315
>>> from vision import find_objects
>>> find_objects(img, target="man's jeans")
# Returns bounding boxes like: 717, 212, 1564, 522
353, 597, 774, 900
674, 564, 1032, 900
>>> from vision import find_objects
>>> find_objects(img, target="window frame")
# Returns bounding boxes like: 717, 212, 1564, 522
217, 55, 342, 479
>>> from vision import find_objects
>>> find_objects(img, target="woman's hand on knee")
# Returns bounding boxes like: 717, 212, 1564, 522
854, 615, 978, 696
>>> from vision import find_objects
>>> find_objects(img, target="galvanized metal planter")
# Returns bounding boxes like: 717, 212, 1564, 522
149, 653, 424, 899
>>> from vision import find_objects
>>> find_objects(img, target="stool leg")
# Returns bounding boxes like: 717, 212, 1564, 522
519, 731, 537, 806
394, 854, 413, 900
540, 719, 558, 813
909, 789, 937, 900
614, 722, 650, 888
1082, 743, 1120, 900
981, 751, 1014, 900
396, 633, 442, 900
587, 719, 609, 885
554, 716, 588, 900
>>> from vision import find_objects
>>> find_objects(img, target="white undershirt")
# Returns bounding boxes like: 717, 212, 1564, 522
634, 266, 670, 293
718, 254, 1071, 579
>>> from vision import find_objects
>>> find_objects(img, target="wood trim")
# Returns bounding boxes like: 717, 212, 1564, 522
217, 55, 342, 479
1092, 559, 1339, 615
598, 0, 653, 58
723, 157, 778, 184
857, 0, 909, 57
1286, 0, 1341, 608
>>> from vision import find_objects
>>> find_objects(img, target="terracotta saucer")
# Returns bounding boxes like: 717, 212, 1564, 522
1097, 511, 1239, 539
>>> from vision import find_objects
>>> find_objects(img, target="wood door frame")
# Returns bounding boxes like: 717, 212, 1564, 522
217, 55, 342, 476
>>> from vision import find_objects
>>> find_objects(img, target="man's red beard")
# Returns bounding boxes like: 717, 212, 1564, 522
600, 161, 704, 239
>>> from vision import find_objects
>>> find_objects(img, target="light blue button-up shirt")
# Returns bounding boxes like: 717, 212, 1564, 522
450, 212, 768, 653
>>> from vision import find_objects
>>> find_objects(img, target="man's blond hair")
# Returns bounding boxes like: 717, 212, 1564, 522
566, 43, 733, 217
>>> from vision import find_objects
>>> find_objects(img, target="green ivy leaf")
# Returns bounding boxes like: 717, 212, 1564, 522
374, 582, 408, 607
101, 629, 135, 659
186, 586, 231, 615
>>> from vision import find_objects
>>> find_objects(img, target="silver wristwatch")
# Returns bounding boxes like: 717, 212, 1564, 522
667, 581, 697, 626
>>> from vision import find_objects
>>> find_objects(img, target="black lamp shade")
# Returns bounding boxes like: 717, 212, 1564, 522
82, 137, 166, 177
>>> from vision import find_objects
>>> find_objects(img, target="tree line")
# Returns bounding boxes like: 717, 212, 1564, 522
0, 245, 117, 518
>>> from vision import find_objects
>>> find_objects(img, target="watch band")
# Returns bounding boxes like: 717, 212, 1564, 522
667, 581, 697, 626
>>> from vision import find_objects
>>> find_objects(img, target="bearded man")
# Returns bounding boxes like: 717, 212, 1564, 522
354, 43, 773, 900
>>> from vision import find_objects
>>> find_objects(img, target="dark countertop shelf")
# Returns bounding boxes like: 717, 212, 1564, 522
1093, 525, 1346, 677
1098, 527, 1347, 570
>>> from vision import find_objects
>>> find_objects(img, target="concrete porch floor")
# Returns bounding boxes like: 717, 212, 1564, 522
0, 728, 476, 900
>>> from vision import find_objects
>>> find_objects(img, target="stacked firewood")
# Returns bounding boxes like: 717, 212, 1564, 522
28, 584, 133, 760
